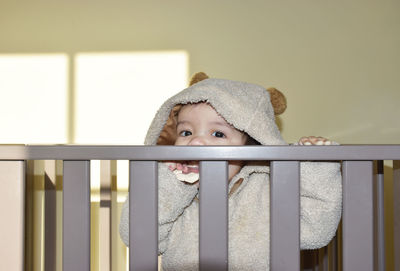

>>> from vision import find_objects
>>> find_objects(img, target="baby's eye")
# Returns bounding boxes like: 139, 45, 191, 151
212, 131, 226, 138
179, 130, 192, 137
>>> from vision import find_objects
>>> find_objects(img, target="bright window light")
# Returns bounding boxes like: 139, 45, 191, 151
74, 51, 189, 144
0, 54, 68, 144
91, 160, 101, 202
117, 160, 129, 201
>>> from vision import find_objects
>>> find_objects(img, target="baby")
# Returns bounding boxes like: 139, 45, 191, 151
167, 102, 249, 185
119, 73, 342, 270
167, 102, 331, 185
167, 103, 331, 184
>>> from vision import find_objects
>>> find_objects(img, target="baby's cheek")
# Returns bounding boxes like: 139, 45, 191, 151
174, 138, 186, 146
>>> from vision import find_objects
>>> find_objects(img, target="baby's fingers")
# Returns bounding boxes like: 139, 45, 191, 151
166, 162, 178, 171
167, 162, 189, 172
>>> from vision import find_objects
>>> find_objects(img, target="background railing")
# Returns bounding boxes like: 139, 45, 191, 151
1, 145, 399, 271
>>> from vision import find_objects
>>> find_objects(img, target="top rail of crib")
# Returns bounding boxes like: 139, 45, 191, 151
1, 144, 400, 160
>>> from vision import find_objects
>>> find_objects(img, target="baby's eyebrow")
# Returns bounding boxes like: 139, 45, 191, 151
176, 120, 190, 126
210, 121, 227, 126
209, 121, 233, 129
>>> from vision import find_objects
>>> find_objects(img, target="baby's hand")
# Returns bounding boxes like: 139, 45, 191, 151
298, 136, 332, 145
167, 162, 198, 174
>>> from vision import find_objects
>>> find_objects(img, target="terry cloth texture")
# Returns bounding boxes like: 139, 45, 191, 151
119, 78, 342, 270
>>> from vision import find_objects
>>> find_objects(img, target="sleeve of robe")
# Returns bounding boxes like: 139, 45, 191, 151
299, 160, 342, 249
119, 162, 199, 254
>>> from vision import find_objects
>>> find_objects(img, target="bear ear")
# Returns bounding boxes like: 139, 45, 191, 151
267, 87, 287, 115
189, 72, 209, 86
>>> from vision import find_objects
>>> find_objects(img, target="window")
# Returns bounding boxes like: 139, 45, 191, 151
0, 51, 188, 145
0, 54, 68, 144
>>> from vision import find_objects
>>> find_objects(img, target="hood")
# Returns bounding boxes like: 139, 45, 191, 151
144, 78, 286, 146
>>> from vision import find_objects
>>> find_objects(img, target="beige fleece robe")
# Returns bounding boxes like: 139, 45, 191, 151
119, 78, 342, 270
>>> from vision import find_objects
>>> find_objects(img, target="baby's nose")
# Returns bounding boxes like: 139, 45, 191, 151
188, 136, 206, 146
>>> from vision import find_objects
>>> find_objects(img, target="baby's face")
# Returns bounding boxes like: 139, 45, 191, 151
174, 103, 247, 181
175, 103, 247, 146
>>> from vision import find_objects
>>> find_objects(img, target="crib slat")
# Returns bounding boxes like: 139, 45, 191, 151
0, 161, 25, 271
44, 160, 57, 271
63, 161, 91, 271
394, 161, 400, 271
270, 161, 300, 271
199, 161, 228, 271
342, 161, 374, 271
129, 161, 158, 271
374, 161, 385, 271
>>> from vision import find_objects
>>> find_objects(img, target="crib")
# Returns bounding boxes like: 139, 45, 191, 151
1, 144, 399, 271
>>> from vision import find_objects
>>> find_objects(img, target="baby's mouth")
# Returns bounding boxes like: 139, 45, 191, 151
186, 165, 199, 173
176, 161, 199, 174
166, 161, 199, 174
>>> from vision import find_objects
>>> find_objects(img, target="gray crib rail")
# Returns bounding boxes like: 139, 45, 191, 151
1, 144, 400, 271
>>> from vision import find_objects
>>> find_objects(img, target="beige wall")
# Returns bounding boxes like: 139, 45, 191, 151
1, 0, 399, 144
